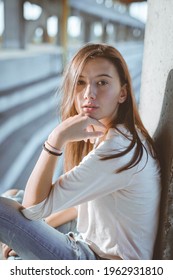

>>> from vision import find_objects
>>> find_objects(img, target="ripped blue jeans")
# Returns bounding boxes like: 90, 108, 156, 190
0, 195, 97, 260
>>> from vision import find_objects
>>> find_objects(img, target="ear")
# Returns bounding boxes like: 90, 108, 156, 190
118, 85, 127, 104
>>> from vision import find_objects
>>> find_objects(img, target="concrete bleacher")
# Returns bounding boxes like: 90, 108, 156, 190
0, 44, 64, 195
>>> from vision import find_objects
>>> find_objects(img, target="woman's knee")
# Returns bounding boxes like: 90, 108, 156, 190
0, 196, 24, 215
2, 188, 19, 197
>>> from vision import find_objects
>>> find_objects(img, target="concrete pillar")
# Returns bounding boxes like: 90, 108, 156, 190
139, 0, 173, 136
57, 14, 63, 45
82, 17, 92, 43
3, 0, 25, 49
57, 0, 69, 64
106, 23, 116, 44
60, 0, 69, 49
102, 21, 107, 43
153, 69, 173, 259
116, 24, 127, 42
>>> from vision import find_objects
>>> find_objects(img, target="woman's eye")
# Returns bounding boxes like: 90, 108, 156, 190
77, 80, 86, 86
97, 80, 108, 86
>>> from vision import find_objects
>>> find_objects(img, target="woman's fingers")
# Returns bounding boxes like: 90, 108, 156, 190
1, 243, 18, 259
85, 131, 104, 140
48, 114, 106, 146
85, 125, 95, 143
2, 243, 12, 259
80, 116, 105, 141
83, 117, 105, 142
8, 250, 17, 257
86, 116, 105, 129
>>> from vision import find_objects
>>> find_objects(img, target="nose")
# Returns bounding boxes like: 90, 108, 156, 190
84, 84, 96, 100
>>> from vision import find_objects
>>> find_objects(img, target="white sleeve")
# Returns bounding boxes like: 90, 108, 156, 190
22, 134, 134, 220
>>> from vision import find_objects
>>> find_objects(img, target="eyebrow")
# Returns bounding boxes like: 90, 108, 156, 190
79, 74, 113, 78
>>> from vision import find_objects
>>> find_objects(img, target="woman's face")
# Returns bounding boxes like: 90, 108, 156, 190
74, 57, 126, 126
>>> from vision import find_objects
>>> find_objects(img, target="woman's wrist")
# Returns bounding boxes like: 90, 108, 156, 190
45, 141, 63, 154
47, 128, 66, 150
43, 142, 63, 156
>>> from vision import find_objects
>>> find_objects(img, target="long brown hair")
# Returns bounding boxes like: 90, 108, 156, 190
59, 43, 156, 173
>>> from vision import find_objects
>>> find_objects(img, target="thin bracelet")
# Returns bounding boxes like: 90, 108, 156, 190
42, 143, 63, 156
45, 141, 62, 154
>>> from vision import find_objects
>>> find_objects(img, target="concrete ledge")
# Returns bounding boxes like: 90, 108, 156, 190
0, 45, 64, 91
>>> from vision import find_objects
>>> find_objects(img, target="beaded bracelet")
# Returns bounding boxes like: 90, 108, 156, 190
42, 143, 63, 156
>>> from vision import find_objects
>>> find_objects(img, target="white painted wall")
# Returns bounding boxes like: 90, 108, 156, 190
139, 0, 173, 136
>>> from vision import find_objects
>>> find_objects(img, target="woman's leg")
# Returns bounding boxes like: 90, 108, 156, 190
0, 197, 96, 260
2, 189, 78, 235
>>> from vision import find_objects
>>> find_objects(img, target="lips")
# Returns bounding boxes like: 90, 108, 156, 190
82, 104, 99, 109
82, 105, 99, 113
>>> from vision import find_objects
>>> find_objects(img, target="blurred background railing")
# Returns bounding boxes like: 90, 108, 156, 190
0, 0, 147, 194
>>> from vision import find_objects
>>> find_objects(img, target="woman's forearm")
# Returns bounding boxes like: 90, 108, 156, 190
22, 150, 59, 208
45, 207, 77, 228
22, 129, 65, 208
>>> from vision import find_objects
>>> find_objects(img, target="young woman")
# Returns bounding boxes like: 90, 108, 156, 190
0, 43, 161, 260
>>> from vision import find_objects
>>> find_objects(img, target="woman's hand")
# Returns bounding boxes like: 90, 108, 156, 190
48, 114, 106, 148
1, 243, 17, 259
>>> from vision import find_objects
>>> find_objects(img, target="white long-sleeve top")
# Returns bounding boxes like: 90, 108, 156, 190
22, 126, 161, 260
